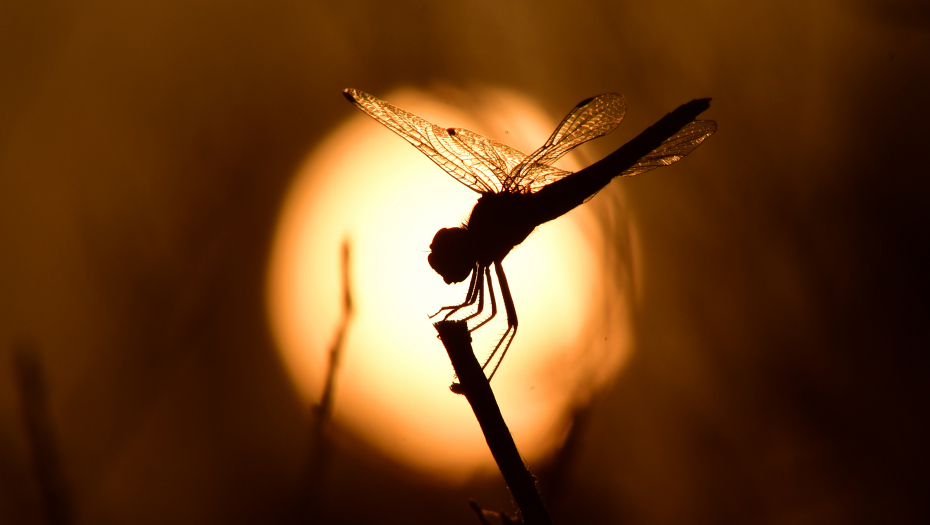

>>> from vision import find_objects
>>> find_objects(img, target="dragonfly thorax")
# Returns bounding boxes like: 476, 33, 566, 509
428, 227, 476, 284
429, 191, 541, 284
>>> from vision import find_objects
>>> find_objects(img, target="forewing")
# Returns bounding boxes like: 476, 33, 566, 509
446, 127, 529, 185
618, 120, 717, 178
507, 93, 626, 192
344, 88, 503, 194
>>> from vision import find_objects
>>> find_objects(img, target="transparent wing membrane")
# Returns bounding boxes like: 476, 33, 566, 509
344, 88, 505, 194
619, 120, 717, 178
446, 128, 529, 179
345, 89, 629, 196
516, 164, 574, 194
507, 93, 626, 192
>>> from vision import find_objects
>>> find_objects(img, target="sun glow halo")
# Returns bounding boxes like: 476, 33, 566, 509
267, 87, 633, 479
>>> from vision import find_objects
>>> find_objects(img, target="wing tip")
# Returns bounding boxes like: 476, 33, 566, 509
343, 88, 360, 104
578, 92, 626, 108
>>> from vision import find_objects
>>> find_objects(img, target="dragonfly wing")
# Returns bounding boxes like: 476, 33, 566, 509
507, 93, 626, 192
618, 120, 717, 178
445, 127, 529, 188
519, 164, 574, 194
345, 88, 504, 194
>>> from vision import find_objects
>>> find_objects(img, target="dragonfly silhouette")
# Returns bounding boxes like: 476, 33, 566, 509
344, 88, 716, 379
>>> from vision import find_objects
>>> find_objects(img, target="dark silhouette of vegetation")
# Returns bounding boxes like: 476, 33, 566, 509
14, 343, 72, 525
435, 320, 553, 525
302, 238, 353, 520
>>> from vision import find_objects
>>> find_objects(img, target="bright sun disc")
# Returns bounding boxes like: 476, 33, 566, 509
267, 86, 633, 480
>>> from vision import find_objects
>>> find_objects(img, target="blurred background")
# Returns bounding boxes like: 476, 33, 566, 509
2, 0, 928, 524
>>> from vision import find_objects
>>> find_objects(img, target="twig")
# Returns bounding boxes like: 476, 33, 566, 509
301, 238, 353, 520
469, 500, 520, 525
14, 343, 72, 525
317, 238, 353, 424
434, 320, 553, 525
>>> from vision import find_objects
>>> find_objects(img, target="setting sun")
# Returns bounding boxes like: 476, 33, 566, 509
267, 87, 633, 479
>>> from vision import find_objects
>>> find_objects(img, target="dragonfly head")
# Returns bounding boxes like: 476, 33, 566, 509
428, 227, 475, 284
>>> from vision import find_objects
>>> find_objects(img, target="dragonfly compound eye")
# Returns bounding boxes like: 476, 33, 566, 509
428, 227, 475, 284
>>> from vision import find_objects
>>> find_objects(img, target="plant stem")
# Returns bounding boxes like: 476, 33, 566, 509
434, 320, 553, 525
14, 344, 72, 525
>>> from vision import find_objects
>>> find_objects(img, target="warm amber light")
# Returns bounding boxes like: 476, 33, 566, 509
267, 86, 633, 480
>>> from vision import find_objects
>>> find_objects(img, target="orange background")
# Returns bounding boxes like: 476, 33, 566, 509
2, 1, 928, 524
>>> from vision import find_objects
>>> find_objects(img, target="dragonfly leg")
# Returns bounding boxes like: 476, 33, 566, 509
430, 264, 480, 319
483, 261, 519, 381
443, 265, 484, 321
460, 265, 499, 324
485, 326, 516, 381
468, 266, 497, 332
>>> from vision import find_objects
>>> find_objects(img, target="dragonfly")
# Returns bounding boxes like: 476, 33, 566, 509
344, 88, 716, 380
